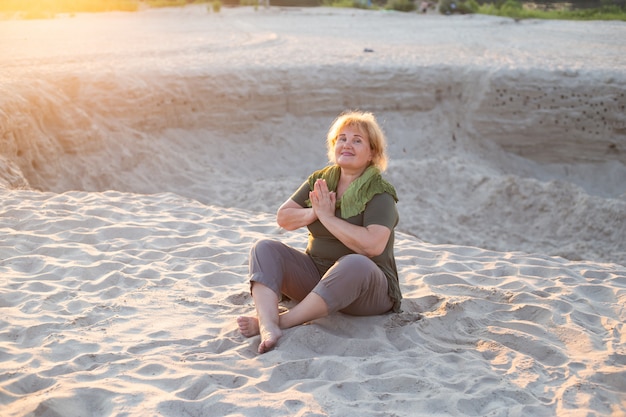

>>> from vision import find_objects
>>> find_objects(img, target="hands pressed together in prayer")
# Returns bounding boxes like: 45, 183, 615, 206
309, 179, 336, 221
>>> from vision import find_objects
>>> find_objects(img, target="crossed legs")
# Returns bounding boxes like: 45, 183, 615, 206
237, 240, 392, 354
237, 282, 328, 353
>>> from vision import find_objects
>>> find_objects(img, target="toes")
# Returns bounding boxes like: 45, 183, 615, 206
258, 330, 281, 354
237, 316, 259, 337
258, 339, 276, 354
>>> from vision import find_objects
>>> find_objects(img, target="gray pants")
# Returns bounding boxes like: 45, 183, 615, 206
249, 239, 393, 316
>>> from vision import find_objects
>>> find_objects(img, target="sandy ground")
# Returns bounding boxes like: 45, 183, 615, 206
1, 5, 625, 417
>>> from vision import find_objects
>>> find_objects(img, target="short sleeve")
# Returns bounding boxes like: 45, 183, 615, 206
363, 193, 398, 230
290, 180, 311, 208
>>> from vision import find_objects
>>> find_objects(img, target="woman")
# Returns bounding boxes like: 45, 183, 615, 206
237, 111, 402, 354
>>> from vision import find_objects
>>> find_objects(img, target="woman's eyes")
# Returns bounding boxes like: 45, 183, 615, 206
337, 137, 362, 143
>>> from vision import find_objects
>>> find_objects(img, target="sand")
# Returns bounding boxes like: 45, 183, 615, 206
1, 5, 625, 417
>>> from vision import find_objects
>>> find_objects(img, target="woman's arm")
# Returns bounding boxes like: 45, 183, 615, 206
309, 179, 391, 257
276, 198, 317, 231
318, 216, 391, 258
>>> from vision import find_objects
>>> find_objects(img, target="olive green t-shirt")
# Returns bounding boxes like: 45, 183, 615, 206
290, 180, 402, 312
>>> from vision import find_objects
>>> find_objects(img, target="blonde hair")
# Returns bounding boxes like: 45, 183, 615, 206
326, 111, 388, 172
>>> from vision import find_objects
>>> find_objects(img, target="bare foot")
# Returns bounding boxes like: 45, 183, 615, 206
236, 316, 283, 353
237, 316, 260, 337
258, 323, 282, 354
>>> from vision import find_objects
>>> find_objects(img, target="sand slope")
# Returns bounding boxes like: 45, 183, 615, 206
1, 189, 625, 416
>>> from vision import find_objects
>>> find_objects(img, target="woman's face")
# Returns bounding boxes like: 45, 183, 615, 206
334, 125, 373, 173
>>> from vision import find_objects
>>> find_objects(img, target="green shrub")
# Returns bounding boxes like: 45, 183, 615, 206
324, 0, 373, 8
353, 0, 374, 9
465, 0, 479, 12
498, 0, 522, 16
212, 0, 222, 11
439, 0, 474, 14
385, 0, 416, 11
474, 1, 626, 20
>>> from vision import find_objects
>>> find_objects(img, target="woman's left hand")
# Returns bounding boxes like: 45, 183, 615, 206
309, 179, 336, 220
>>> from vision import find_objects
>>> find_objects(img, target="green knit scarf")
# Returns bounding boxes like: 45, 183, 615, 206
305, 165, 398, 219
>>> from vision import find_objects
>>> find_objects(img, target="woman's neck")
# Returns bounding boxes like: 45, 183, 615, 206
337, 166, 368, 197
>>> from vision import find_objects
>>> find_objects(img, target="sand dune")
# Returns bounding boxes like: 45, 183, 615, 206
1, 6, 625, 417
